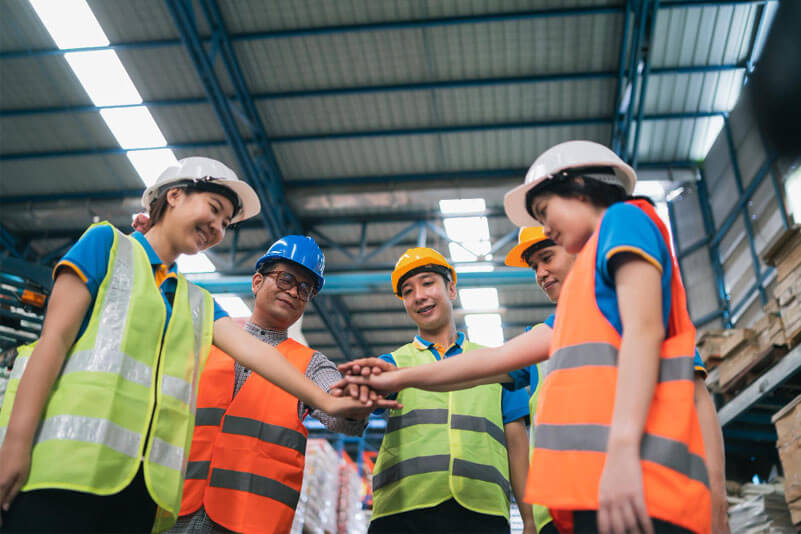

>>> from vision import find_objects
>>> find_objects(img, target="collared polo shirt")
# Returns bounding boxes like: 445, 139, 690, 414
378, 331, 529, 424
55, 225, 228, 339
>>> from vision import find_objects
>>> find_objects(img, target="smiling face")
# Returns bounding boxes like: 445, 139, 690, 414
399, 271, 456, 333
250, 261, 314, 329
528, 192, 603, 254
526, 244, 576, 302
161, 188, 234, 255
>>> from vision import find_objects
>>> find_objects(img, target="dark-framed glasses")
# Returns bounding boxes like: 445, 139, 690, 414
263, 270, 317, 302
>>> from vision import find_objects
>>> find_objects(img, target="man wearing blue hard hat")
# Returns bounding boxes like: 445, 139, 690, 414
172, 236, 373, 534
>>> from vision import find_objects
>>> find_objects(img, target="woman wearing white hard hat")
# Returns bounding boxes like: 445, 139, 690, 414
0, 157, 394, 532
503, 141, 711, 534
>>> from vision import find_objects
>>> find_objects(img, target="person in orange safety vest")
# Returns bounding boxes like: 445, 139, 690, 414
171, 236, 376, 534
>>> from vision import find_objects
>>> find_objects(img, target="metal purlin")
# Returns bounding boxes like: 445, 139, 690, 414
165, 0, 370, 359
631, 0, 661, 168
722, 117, 768, 307
696, 167, 732, 326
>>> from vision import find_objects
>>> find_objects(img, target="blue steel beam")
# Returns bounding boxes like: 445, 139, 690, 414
166, 0, 370, 358
618, 0, 648, 158
2, 1, 771, 60
0, 225, 25, 259
720, 119, 770, 306
0, 111, 725, 161
194, 269, 539, 296
611, 0, 635, 154
631, 0, 661, 168
697, 168, 732, 326
0, 65, 744, 119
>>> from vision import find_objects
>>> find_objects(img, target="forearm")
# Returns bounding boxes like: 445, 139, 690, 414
214, 318, 330, 411
608, 330, 662, 448
505, 419, 535, 529
5, 337, 70, 447
695, 378, 729, 532
402, 327, 550, 390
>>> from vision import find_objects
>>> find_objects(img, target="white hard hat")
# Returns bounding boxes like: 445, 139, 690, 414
141, 157, 260, 223
504, 140, 636, 227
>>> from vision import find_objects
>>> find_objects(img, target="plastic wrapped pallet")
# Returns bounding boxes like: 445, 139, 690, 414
728, 482, 796, 533
291, 439, 340, 534
337, 460, 367, 534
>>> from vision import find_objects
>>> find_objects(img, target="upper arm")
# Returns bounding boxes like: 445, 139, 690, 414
53, 224, 114, 299
613, 258, 665, 337
501, 387, 530, 424
40, 270, 93, 351
212, 298, 229, 321
598, 204, 669, 284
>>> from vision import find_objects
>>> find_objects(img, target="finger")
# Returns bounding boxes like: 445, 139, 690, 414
372, 365, 383, 376
368, 389, 378, 401
360, 366, 371, 377
329, 387, 343, 397
359, 384, 369, 403
5, 477, 23, 513
373, 398, 402, 410
633, 495, 653, 534
344, 375, 370, 386
597, 506, 611, 534
618, 499, 639, 534
346, 383, 360, 399
608, 503, 627, 534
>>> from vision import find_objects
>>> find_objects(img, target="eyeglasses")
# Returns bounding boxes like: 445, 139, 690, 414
262, 270, 317, 302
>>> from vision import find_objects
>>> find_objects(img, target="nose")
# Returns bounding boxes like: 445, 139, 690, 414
536, 263, 549, 283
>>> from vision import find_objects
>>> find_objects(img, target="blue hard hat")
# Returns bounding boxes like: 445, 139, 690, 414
255, 235, 325, 291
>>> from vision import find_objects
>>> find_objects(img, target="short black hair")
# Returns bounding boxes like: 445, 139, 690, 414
396, 265, 452, 296
521, 239, 557, 266
525, 175, 653, 221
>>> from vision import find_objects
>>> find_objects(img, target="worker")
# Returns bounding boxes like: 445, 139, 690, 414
172, 236, 374, 534
342, 226, 727, 533
351, 247, 532, 534
341, 141, 716, 533
0, 157, 386, 532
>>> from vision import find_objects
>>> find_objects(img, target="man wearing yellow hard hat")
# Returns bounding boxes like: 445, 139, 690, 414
361, 248, 533, 533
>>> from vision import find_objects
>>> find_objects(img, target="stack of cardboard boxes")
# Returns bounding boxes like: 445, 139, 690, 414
764, 227, 801, 348
772, 393, 801, 528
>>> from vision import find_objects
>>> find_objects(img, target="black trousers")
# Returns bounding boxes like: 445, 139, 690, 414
572, 511, 692, 534
368, 498, 509, 534
1, 467, 157, 533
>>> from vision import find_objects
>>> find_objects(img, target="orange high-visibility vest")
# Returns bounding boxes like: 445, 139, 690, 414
180, 339, 315, 534
526, 199, 710, 534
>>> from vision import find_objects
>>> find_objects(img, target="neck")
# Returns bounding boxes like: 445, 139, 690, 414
248, 313, 290, 334
143, 225, 179, 266
418, 321, 457, 349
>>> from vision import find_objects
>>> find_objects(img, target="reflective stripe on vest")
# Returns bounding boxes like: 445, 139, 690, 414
526, 200, 710, 534
209, 468, 300, 509
535, 424, 709, 487
221, 415, 307, 454
0, 223, 214, 533
372, 340, 511, 521
549, 342, 694, 383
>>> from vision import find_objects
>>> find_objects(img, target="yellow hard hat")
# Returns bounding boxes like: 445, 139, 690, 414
391, 247, 456, 298
504, 227, 556, 267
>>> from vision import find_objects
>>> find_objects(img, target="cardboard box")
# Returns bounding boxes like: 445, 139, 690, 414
696, 329, 729, 364
773, 264, 801, 306
718, 340, 760, 388
762, 226, 801, 282
773, 393, 801, 446
719, 328, 757, 358
778, 437, 801, 504
789, 496, 801, 527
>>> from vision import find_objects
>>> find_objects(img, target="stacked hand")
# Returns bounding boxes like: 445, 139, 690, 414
332, 358, 404, 405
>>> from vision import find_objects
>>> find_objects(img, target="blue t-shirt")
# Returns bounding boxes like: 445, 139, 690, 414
378, 331, 529, 424
55, 225, 228, 339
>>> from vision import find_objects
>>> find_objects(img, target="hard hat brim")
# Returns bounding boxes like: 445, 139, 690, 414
392, 257, 456, 298
505, 239, 547, 267
504, 180, 542, 227
221, 180, 261, 224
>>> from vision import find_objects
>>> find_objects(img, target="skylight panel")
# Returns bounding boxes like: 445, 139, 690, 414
465, 313, 504, 347
443, 217, 490, 242
177, 252, 216, 273
64, 50, 143, 106
100, 107, 167, 149
459, 288, 499, 311
439, 198, 486, 214
454, 263, 495, 273
126, 149, 178, 187
213, 295, 252, 318
29, 0, 109, 49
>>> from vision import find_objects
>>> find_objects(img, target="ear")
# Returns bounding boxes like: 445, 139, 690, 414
446, 279, 457, 300
251, 272, 264, 295
166, 187, 184, 207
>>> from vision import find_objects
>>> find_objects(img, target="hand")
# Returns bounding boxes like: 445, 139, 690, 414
597, 444, 653, 534
0, 439, 31, 527
344, 370, 404, 396
338, 358, 397, 402
323, 393, 401, 418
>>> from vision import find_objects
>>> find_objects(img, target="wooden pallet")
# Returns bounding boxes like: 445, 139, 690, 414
720, 344, 789, 401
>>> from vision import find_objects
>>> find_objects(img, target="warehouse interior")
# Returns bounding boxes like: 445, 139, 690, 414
1, 0, 801, 532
